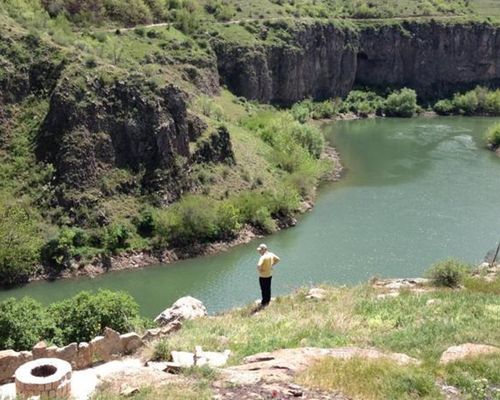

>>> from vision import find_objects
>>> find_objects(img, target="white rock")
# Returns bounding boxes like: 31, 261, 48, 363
154, 296, 207, 326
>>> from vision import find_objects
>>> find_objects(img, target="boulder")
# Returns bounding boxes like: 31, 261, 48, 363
0, 350, 33, 384
90, 327, 124, 362
439, 344, 500, 364
154, 296, 207, 326
194, 346, 231, 367
171, 351, 196, 367
120, 333, 143, 354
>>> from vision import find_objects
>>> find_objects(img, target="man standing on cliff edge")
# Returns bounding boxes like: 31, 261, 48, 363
256, 243, 280, 308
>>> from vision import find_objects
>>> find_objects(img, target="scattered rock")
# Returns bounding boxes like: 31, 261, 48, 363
439, 343, 500, 364
154, 297, 207, 326
306, 288, 327, 300
426, 299, 441, 306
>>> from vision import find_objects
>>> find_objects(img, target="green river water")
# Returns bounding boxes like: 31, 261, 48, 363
1, 117, 500, 317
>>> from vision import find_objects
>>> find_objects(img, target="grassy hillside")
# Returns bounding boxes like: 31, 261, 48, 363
92, 268, 500, 400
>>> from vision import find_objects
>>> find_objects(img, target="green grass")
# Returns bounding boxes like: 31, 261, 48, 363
473, 0, 500, 17
143, 280, 500, 398
159, 284, 500, 365
440, 355, 500, 399
297, 357, 442, 400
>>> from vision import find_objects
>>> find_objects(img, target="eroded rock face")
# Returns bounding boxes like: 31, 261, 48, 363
37, 72, 198, 190
215, 22, 358, 106
154, 296, 207, 326
215, 21, 500, 105
356, 22, 500, 100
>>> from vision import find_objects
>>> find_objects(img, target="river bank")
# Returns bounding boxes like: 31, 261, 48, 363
25, 145, 343, 284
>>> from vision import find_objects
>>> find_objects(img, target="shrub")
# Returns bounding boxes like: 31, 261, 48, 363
153, 339, 171, 360
41, 227, 81, 270
453, 91, 479, 115
425, 259, 470, 288
341, 90, 384, 116
433, 99, 455, 115
384, 88, 417, 117
50, 289, 140, 343
0, 199, 42, 286
0, 297, 57, 351
485, 123, 500, 148
105, 223, 130, 253
290, 123, 324, 158
290, 101, 311, 123
154, 196, 240, 248
136, 209, 155, 237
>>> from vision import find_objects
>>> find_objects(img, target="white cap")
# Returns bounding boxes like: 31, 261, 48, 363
257, 243, 267, 251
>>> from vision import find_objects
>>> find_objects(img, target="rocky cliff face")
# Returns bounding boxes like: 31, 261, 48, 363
356, 21, 500, 99
36, 68, 210, 205
214, 22, 358, 106
215, 21, 500, 104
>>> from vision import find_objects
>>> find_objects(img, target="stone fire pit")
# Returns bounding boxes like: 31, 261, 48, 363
15, 358, 72, 399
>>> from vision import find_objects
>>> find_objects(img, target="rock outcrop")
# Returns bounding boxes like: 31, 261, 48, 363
215, 21, 500, 105
36, 69, 206, 201
154, 296, 207, 326
214, 22, 358, 106
439, 343, 500, 364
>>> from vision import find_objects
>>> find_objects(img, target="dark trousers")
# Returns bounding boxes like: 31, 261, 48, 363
259, 276, 272, 306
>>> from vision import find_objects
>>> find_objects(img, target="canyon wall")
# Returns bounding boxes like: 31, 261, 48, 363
215, 21, 500, 104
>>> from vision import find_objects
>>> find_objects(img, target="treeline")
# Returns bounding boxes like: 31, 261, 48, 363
291, 88, 419, 121
433, 86, 500, 116
0, 290, 142, 351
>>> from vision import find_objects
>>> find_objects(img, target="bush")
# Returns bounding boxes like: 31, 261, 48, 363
341, 90, 384, 116
383, 88, 417, 117
136, 209, 155, 237
0, 199, 42, 286
105, 223, 130, 253
485, 123, 500, 148
433, 99, 455, 115
154, 196, 240, 248
41, 227, 82, 270
290, 123, 324, 158
425, 259, 470, 288
153, 339, 171, 360
50, 289, 140, 343
453, 91, 479, 115
0, 297, 57, 351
